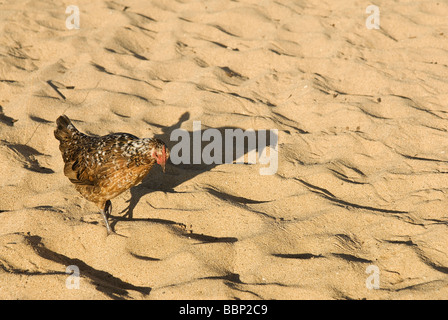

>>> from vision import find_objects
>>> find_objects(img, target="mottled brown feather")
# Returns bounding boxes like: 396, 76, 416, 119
54, 115, 169, 211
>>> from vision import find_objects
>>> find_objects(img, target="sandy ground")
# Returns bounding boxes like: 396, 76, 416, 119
1, 0, 448, 300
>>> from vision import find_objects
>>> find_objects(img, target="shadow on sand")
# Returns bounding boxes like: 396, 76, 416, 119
110, 112, 278, 231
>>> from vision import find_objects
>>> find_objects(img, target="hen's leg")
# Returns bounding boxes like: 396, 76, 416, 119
101, 200, 114, 235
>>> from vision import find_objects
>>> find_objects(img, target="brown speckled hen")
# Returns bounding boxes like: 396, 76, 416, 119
54, 115, 169, 235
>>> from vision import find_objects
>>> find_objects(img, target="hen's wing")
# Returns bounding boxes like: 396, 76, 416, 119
62, 133, 150, 187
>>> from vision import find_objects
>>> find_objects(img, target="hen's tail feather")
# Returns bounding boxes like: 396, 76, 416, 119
54, 115, 77, 142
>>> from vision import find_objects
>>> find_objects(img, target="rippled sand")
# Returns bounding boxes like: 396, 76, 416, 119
0, 0, 447, 299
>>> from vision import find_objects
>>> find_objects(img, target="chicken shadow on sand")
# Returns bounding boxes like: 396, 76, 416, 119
111, 111, 278, 230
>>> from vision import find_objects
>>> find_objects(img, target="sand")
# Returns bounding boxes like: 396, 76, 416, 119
0, 0, 448, 300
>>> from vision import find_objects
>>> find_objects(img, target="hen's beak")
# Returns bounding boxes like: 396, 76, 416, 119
161, 162, 166, 173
